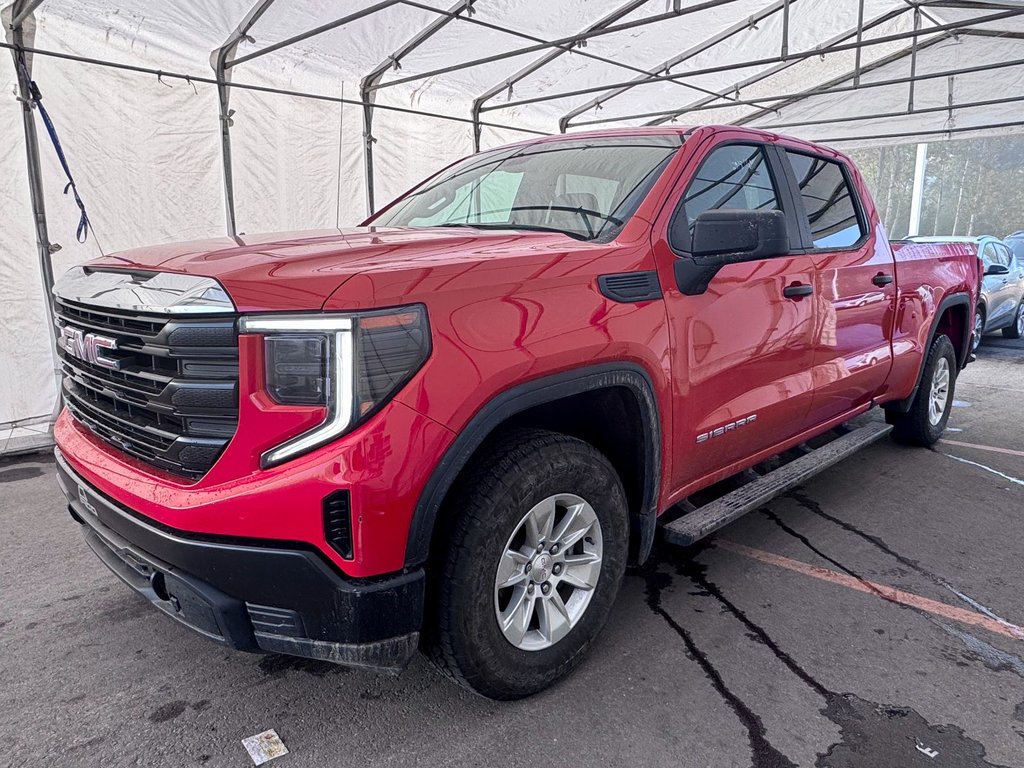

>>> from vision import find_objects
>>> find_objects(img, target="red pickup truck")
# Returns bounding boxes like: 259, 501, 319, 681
52, 126, 980, 699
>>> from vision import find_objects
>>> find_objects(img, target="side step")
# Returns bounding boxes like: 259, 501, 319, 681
661, 422, 892, 546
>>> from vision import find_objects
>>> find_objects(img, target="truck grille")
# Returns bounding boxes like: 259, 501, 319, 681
56, 298, 239, 480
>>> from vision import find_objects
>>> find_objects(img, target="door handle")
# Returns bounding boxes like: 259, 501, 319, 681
872, 273, 894, 287
783, 283, 814, 298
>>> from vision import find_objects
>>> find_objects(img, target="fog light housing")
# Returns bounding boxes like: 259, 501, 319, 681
323, 490, 353, 560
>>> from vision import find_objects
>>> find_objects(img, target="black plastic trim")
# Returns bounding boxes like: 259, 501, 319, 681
597, 271, 663, 303
406, 362, 661, 567
56, 450, 424, 651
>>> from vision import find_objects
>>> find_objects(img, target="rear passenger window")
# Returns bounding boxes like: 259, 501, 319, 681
677, 144, 781, 249
785, 151, 864, 249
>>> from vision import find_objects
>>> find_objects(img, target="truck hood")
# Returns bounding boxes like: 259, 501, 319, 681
90, 226, 579, 312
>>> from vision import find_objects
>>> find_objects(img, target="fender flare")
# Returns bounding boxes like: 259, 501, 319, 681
885, 291, 972, 414
404, 362, 662, 568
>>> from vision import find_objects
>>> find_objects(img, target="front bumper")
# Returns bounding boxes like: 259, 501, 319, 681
56, 449, 424, 670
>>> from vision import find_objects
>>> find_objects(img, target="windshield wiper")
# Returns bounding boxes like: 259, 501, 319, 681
427, 223, 589, 241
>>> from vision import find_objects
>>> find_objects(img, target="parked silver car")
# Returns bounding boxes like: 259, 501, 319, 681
910, 235, 1024, 350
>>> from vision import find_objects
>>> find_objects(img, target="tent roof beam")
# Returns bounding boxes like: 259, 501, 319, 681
369, 0, 746, 92
745, 93, 1024, 132
226, 0, 403, 70
569, 52, 1024, 127
587, 2, 920, 128
7, 0, 44, 31
470, 0, 649, 130
484, 6, 1023, 114
559, 0, 796, 132
818, 117, 1024, 144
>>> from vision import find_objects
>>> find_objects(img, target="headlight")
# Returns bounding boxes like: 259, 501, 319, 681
239, 306, 430, 468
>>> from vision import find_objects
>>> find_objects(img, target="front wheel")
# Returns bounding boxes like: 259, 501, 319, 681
1002, 301, 1024, 339
428, 429, 629, 699
887, 334, 957, 446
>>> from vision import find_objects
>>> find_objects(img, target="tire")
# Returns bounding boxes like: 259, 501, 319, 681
972, 307, 985, 351
1001, 301, 1024, 339
427, 428, 629, 700
887, 334, 957, 446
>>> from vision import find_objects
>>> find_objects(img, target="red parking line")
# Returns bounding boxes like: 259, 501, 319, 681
941, 439, 1024, 458
717, 540, 1024, 641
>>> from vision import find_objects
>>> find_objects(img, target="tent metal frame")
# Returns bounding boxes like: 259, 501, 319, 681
4, 0, 54, 325
5, 0, 1024, 302
483, 6, 1024, 113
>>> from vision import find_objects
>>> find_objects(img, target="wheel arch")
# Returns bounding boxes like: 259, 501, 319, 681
405, 363, 662, 569
885, 291, 971, 414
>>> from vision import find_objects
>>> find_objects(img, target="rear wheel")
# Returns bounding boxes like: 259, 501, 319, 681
1002, 301, 1024, 339
428, 429, 628, 699
887, 334, 957, 446
972, 307, 985, 351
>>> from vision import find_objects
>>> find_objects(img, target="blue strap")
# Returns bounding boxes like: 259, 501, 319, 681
16, 52, 92, 244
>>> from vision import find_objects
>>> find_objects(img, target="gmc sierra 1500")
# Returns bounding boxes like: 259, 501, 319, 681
52, 126, 979, 699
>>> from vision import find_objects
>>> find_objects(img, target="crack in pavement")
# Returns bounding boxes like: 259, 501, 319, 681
761, 507, 1024, 681
640, 530, 1013, 767
788, 489, 1024, 639
641, 548, 798, 768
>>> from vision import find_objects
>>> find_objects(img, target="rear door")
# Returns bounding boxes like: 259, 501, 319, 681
654, 136, 819, 489
981, 241, 1013, 327
778, 149, 896, 424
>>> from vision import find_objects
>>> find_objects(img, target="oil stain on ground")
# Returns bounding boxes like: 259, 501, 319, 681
0, 465, 44, 483
638, 542, 1011, 767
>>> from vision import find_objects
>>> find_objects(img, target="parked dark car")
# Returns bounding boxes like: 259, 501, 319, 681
911, 235, 1024, 348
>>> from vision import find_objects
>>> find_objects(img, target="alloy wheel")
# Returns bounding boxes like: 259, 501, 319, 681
928, 357, 951, 426
493, 493, 603, 651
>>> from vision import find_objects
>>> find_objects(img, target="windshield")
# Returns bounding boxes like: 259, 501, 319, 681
371, 135, 681, 241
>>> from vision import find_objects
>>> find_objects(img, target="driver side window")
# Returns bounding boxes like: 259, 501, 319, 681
673, 143, 782, 251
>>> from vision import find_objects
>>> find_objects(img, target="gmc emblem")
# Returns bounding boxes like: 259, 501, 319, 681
58, 325, 119, 369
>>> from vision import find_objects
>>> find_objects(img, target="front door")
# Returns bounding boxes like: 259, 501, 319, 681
778, 149, 896, 424
654, 136, 819, 492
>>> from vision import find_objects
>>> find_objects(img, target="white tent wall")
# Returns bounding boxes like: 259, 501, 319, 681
371, 105, 476, 205
3, 0, 1024, 453
230, 85, 364, 232
1, 8, 226, 443
0, 53, 53, 439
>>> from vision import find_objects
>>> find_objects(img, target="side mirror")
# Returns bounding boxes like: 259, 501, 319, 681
985, 263, 1010, 276
691, 209, 789, 265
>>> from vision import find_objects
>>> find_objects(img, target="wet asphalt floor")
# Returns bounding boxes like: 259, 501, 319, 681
2, 337, 1023, 767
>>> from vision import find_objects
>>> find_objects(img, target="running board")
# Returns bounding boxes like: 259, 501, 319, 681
661, 422, 893, 547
